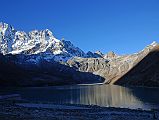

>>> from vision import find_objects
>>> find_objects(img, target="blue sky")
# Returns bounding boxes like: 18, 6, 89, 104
0, 0, 159, 55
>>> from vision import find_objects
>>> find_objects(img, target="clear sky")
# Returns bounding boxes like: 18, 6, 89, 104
0, 0, 159, 55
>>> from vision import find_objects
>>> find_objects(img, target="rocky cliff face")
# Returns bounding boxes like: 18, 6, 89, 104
67, 42, 159, 85
0, 22, 159, 87
114, 45, 159, 87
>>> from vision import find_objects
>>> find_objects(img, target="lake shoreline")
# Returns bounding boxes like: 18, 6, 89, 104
0, 100, 159, 120
1, 84, 159, 120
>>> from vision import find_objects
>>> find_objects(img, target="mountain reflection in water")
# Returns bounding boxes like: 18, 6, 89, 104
0, 85, 159, 110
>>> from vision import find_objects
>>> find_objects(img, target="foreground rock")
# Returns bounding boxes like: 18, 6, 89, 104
0, 94, 21, 101
0, 101, 158, 120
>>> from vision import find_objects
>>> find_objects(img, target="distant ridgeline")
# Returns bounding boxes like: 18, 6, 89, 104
0, 22, 159, 87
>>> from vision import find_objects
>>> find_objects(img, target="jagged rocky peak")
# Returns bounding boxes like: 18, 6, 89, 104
0, 22, 15, 34
86, 51, 95, 58
138, 41, 159, 55
145, 41, 158, 49
1, 22, 159, 64
104, 51, 117, 59
0, 22, 16, 54
86, 51, 103, 58
150, 41, 158, 46
0, 22, 86, 60
28, 29, 55, 41
61, 38, 86, 57
95, 51, 104, 57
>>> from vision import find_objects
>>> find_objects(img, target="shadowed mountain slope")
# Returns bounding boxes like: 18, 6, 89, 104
114, 45, 159, 87
0, 54, 104, 87
1, 22, 159, 87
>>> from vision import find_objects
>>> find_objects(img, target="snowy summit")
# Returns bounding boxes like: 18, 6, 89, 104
0, 22, 85, 61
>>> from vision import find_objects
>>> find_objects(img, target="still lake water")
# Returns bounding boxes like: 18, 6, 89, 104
1, 84, 159, 110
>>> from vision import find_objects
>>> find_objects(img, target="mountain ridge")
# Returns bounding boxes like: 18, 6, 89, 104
0, 22, 159, 87
1, 22, 157, 59
0, 22, 86, 61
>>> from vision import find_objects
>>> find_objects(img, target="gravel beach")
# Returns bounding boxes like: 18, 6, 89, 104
0, 100, 159, 120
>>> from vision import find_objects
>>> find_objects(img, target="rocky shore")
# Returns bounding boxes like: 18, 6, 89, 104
0, 100, 158, 120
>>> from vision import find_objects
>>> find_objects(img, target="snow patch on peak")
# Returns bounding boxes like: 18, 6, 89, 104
0, 22, 15, 35
0, 22, 87, 62
0, 22, 16, 54
150, 41, 158, 47
61, 39, 86, 57
145, 41, 158, 50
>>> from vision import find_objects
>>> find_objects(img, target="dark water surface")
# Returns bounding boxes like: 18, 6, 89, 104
0, 85, 159, 110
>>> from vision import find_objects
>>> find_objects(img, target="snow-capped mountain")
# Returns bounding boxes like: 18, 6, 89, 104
0, 22, 158, 64
0, 22, 159, 87
0, 22, 86, 62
